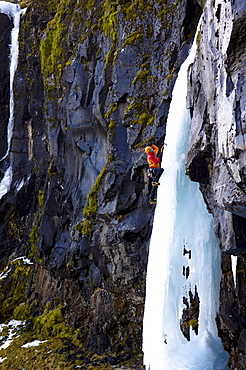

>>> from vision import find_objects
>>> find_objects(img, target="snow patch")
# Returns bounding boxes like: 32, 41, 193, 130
12, 256, 33, 265
0, 268, 11, 280
0, 256, 33, 281
0, 320, 25, 350
21, 340, 47, 348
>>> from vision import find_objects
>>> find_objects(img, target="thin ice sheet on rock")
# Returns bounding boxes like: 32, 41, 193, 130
0, 167, 12, 200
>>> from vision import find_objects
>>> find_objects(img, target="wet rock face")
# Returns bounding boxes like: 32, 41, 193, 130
0, 0, 202, 366
186, 0, 246, 367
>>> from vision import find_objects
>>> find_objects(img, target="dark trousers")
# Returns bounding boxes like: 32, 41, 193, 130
151, 167, 164, 183
149, 168, 164, 201
150, 185, 158, 201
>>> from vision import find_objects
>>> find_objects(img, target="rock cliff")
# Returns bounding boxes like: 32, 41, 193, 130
0, 0, 202, 367
0, 0, 245, 368
186, 0, 246, 368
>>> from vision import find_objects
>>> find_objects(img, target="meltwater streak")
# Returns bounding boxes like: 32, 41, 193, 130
0, 2, 26, 199
143, 32, 228, 369
0, 2, 25, 161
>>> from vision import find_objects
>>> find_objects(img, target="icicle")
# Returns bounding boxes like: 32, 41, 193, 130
231, 256, 237, 287
143, 20, 228, 370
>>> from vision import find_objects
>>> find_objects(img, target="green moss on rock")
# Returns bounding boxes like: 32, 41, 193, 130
134, 136, 155, 149
40, 13, 66, 83
0, 259, 32, 321
13, 302, 32, 321
102, 1, 119, 41
104, 103, 118, 119
132, 69, 150, 85
137, 112, 154, 126
39, 0, 77, 94
74, 219, 92, 236
122, 30, 143, 47
108, 120, 116, 129
29, 215, 42, 263
33, 304, 72, 338
0, 335, 75, 370
83, 156, 114, 218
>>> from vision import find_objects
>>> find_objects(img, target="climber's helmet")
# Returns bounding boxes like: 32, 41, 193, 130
145, 146, 153, 153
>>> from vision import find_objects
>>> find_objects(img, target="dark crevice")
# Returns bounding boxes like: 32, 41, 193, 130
232, 214, 246, 247
181, 0, 202, 45
187, 152, 211, 185
118, 93, 128, 104
226, 12, 246, 73
215, 4, 222, 22
99, 65, 113, 117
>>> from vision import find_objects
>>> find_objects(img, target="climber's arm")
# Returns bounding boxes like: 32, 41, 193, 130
151, 144, 159, 156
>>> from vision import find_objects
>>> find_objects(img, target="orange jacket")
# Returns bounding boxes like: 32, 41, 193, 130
147, 145, 161, 168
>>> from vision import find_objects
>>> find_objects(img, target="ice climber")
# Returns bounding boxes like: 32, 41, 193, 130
140, 144, 165, 204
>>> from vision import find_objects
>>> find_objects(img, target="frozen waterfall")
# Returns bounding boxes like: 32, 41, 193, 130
143, 30, 229, 370
0, 2, 26, 199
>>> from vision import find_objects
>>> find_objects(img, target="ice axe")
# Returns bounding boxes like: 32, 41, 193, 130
160, 143, 167, 152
